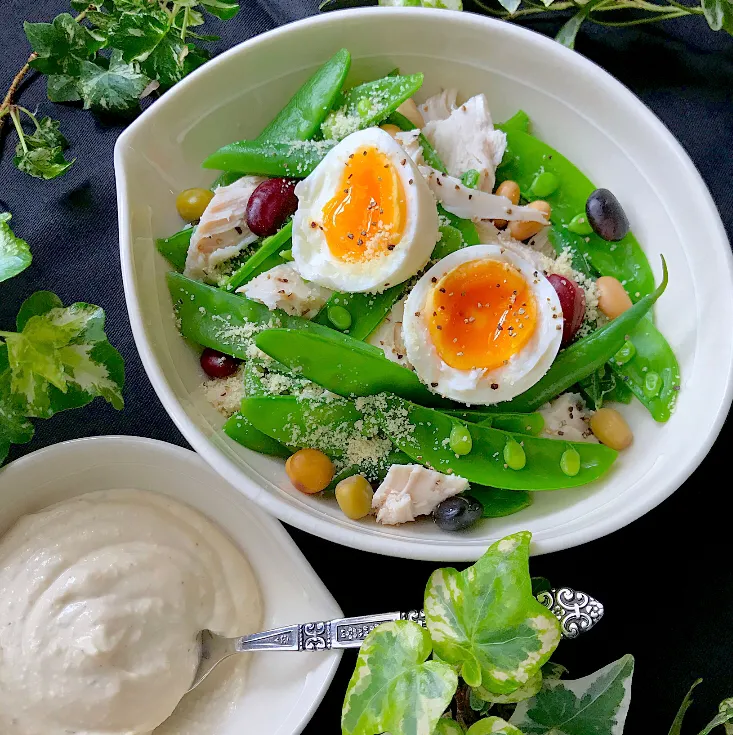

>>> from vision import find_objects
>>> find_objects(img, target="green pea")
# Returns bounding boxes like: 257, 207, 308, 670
449, 424, 473, 455
461, 169, 481, 189
614, 340, 636, 366
327, 305, 352, 331
530, 171, 559, 198
567, 213, 594, 235
503, 438, 526, 471
643, 371, 662, 398
279, 248, 294, 261
357, 97, 372, 117
560, 447, 581, 477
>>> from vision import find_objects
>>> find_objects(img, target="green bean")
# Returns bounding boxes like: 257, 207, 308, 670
322, 74, 424, 140
202, 139, 335, 176
223, 412, 291, 457
255, 327, 449, 407
387, 110, 447, 173
468, 486, 533, 517
442, 409, 544, 436
374, 396, 617, 491
167, 272, 332, 360
496, 110, 530, 135
496, 258, 668, 414
223, 221, 293, 292
496, 129, 655, 300
156, 227, 193, 271
258, 48, 352, 143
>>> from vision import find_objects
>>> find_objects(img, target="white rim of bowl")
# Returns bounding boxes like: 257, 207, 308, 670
116, 8, 733, 561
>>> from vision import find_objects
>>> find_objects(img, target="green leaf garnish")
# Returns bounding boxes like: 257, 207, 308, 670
78, 49, 150, 112
0, 346, 35, 466
466, 717, 523, 735
0, 213, 32, 283
9, 109, 74, 180
424, 531, 561, 695
25, 13, 103, 76
142, 36, 209, 90
341, 620, 458, 735
509, 654, 634, 734
104, 8, 169, 62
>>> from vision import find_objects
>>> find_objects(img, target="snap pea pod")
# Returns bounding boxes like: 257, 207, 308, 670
255, 328, 450, 407
210, 171, 245, 189
442, 410, 545, 436
468, 486, 533, 518
439, 205, 480, 246
312, 286, 405, 341
375, 396, 617, 491
167, 272, 332, 359
223, 221, 293, 292
495, 258, 668, 413
322, 73, 424, 140
202, 139, 335, 176
496, 110, 530, 135
223, 412, 291, 457
156, 227, 193, 271
495, 129, 655, 301
386, 110, 447, 173
258, 48, 351, 143
609, 317, 681, 422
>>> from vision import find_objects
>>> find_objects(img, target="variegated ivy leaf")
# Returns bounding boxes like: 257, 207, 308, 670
466, 717, 523, 735
474, 671, 543, 704
668, 679, 702, 735
722, 699, 733, 735
698, 698, 733, 735
341, 620, 458, 735
0, 213, 32, 283
77, 49, 150, 113
424, 532, 561, 695
434, 718, 465, 735
0, 293, 124, 420
509, 654, 634, 735
0, 346, 35, 466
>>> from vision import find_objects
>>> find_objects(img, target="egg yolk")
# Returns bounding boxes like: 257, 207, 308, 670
426, 259, 538, 371
321, 146, 406, 262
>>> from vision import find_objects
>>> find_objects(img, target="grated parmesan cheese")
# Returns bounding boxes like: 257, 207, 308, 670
203, 365, 246, 417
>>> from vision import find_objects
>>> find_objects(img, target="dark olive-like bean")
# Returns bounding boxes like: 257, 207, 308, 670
246, 178, 299, 237
585, 188, 630, 242
548, 274, 586, 346
433, 495, 483, 532
200, 348, 240, 379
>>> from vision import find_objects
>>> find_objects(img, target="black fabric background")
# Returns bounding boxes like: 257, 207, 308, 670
2, 0, 732, 730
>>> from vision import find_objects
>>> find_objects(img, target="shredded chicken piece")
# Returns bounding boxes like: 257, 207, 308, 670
419, 89, 459, 124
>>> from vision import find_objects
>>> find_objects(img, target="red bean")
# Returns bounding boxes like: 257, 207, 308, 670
548, 274, 586, 346
246, 178, 298, 236
200, 348, 240, 379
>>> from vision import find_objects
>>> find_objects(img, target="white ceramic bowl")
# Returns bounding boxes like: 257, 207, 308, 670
116, 8, 733, 561
0, 437, 342, 735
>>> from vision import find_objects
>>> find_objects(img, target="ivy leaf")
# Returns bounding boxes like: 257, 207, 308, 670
0, 293, 125, 419
25, 13, 103, 77
78, 49, 150, 113
509, 654, 634, 735
14, 146, 74, 180
0, 346, 35, 466
494, 0, 521, 13
474, 672, 543, 705
341, 620, 458, 735
199, 0, 241, 20
105, 9, 169, 62
25, 116, 69, 149
0, 213, 32, 283
435, 719, 465, 735
424, 532, 562, 695
702, 0, 733, 31
555, 0, 605, 48
47, 74, 82, 102
668, 679, 702, 735
698, 699, 733, 735
466, 717, 523, 735
142, 35, 208, 90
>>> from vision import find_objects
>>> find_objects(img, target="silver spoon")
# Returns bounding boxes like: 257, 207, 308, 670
189, 586, 603, 692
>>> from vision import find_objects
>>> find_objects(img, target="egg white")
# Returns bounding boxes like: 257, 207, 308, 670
402, 244, 563, 405
292, 128, 439, 294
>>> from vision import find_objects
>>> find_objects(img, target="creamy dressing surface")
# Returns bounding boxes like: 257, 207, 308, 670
0, 489, 262, 735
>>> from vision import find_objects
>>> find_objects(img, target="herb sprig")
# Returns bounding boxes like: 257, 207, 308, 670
0, 0, 240, 181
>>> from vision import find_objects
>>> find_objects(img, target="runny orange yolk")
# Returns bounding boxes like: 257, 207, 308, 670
426, 259, 538, 371
321, 146, 406, 262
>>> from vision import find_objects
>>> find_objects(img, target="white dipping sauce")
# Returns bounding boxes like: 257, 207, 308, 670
0, 489, 262, 735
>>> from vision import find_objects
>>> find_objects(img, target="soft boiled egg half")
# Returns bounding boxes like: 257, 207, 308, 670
403, 245, 564, 405
292, 128, 439, 293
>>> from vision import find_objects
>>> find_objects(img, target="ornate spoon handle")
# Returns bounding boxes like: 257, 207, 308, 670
236, 587, 603, 653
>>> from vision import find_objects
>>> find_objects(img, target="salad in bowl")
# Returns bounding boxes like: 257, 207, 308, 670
156, 47, 680, 535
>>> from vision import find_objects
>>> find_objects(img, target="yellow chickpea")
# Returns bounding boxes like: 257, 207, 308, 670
176, 187, 214, 222
379, 124, 402, 139
396, 98, 425, 129
493, 180, 521, 229
590, 408, 633, 451
596, 276, 633, 319
285, 448, 335, 494
508, 200, 551, 241
335, 475, 374, 520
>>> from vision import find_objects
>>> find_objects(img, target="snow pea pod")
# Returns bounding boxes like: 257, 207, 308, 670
468, 486, 533, 517
442, 410, 545, 436
167, 272, 332, 359
375, 396, 617, 491
496, 110, 530, 135
387, 110, 447, 173
497, 258, 668, 413
609, 317, 681, 422
322, 74, 424, 140
258, 48, 352, 143
255, 328, 450, 407
223, 412, 291, 458
156, 227, 193, 271
202, 140, 335, 176
223, 221, 293, 292
439, 205, 480, 246
495, 130, 655, 301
